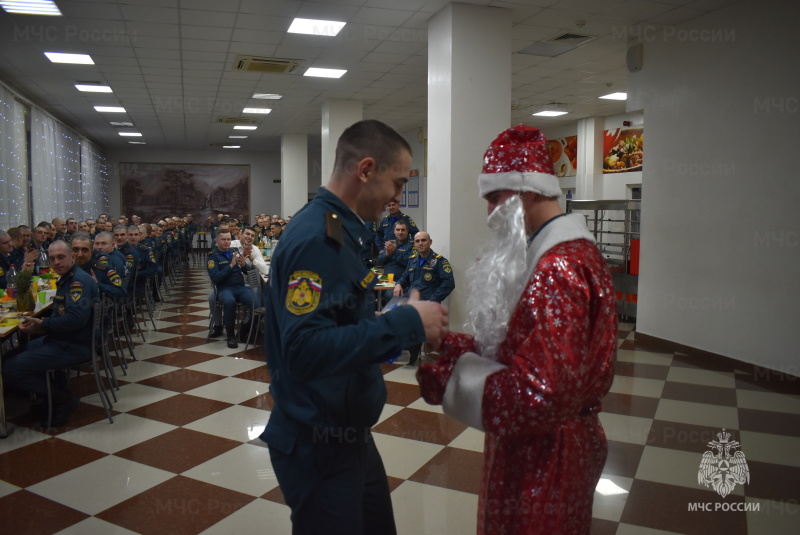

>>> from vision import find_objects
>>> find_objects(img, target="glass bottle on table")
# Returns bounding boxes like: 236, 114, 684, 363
6, 264, 17, 299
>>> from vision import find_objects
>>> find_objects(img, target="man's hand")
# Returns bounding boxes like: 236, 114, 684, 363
393, 284, 403, 297
384, 240, 396, 256
24, 249, 39, 264
20, 316, 45, 335
406, 289, 448, 348
243, 244, 253, 258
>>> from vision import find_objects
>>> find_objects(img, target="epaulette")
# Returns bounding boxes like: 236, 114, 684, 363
92, 258, 110, 271
325, 211, 344, 247
434, 254, 442, 258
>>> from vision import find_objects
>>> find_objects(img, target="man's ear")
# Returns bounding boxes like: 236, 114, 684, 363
355, 157, 375, 184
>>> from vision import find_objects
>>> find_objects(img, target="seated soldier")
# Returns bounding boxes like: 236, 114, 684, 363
71, 233, 126, 301
2, 240, 99, 427
207, 229, 253, 348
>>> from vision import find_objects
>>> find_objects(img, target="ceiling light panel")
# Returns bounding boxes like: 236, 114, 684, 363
599, 92, 627, 100
304, 67, 347, 78
287, 18, 346, 37
533, 111, 568, 116
233, 125, 257, 130
1, 0, 62, 15
252, 93, 282, 99
75, 84, 112, 92
242, 108, 272, 114
94, 106, 126, 113
45, 52, 94, 64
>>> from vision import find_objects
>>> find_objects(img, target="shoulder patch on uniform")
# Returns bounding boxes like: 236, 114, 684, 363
359, 270, 377, 290
109, 270, 122, 287
0, 268, 4, 277
443, 261, 452, 273
423, 272, 433, 281
286, 270, 322, 316
70, 281, 83, 302
408, 218, 416, 226
208, 259, 215, 269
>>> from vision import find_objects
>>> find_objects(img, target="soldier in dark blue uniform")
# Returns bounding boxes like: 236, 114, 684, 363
115, 226, 141, 290
375, 200, 419, 250
259, 120, 449, 535
71, 233, 127, 301
128, 225, 158, 297
393, 231, 455, 365
2, 240, 99, 427
375, 220, 415, 303
0, 229, 13, 290
207, 228, 253, 348
93, 231, 128, 280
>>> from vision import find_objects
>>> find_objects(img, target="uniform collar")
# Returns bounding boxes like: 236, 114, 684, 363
315, 187, 370, 245
57, 265, 76, 286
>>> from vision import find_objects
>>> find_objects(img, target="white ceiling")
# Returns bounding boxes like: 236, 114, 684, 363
0, 0, 741, 152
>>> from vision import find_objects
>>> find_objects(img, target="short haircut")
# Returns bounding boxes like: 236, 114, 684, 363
8, 227, 21, 240
127, 225, 139, 232
70, 232, 92, 244
18, 224, 30, 231
333, 119, 411, 175
113, 224, 127, 232
216, 229, 231, 237
243, 226, 256, 234
49, 239, 72, 254
35, 222, 50, 230
393, 221, 408, 229
95, 231, 113, 242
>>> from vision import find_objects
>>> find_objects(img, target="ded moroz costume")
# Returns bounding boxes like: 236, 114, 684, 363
417, 125, 617, 535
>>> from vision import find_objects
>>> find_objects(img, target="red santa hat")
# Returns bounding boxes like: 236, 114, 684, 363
478, 124, 561, 198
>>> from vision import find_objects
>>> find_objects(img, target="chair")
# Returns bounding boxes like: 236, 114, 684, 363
206, 283, 252, 343
45, 301, 114, 428
244, 269, 265, 350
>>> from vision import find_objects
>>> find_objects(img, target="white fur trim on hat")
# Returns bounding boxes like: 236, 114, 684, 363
478, 170, 562, 198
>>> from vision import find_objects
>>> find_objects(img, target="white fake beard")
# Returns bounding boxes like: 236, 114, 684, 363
466, 195, 530, 360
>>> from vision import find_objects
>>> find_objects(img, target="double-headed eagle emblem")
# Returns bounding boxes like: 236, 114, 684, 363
698, 428, 750, 498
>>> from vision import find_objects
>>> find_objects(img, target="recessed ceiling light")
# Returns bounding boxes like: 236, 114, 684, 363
223, 145, 241, 149
1, 0, 62, 15
45, 52, 94, 64
304, 67, 347, 78
229, 135, 248, 139
118, 132, 142, 137
128, 141, 146, 145
242, 108, 271, 114
94, 106, 126, 113
287, 18, 346, 37
252, 93, 282, 100
109, 121, 134, 127
533, 111, 568, 117
599, 92, 627, 100
233, 125, 257, 130
75, 84, 112, 93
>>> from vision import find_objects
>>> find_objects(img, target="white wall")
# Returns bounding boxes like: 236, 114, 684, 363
106, 148, 282, 221
400, 126, 427, 232
629, 1, 800, 372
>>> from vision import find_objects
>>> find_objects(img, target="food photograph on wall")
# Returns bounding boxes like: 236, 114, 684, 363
603, 127, 644, 173
547, 135, 578, 177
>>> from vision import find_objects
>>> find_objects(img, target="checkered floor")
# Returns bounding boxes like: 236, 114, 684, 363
0, 265, 798, 534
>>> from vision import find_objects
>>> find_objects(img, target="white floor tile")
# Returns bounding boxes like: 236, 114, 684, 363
391, 481, 478, 535
447, 427, 485, 452
57, 413, 176, 454
185, 377, 270, 405
200, 498, 292, 535
118, 344, 178, 360
83, 382, 178, 412
666, 367, 735, 388
184, 405, 269, 443
406, 397, 445, 414
138, 331, 181, 343
0, 425, 50, 454
654, 399, 739, 429
27, 456, 173, 515
592, 474, 632, 522
377, 403, 404, 425
186, 356, 265, 377
189, 342, 246, 356
183, 443, 279, 497
382, 365, 422, 385
0, 479, 20, 499
372, 433, 443, 479
55, 516, 140, 534
635, 446, 744, 495
598, 412, 653, 445
110, 360, 179, 382
608, 375, 665, 398
746, 497, 800, 534
739, 430, 800, 467
736, 389, 800, 415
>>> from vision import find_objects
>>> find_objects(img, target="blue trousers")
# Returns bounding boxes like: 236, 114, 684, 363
268, 432, 396, 535
209, 285, 257, 327
3, 337, 90, 397
214, 285, 252, 331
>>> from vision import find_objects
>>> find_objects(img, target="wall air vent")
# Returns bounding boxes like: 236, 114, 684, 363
215, 117, 260, 124
233, 55, 301, 74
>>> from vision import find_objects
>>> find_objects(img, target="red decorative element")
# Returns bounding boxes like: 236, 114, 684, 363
481, 124, 555, 176
418, 239, 618, 535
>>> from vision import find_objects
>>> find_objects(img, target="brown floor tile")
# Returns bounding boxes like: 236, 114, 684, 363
11, 401, 118, 436
0, 438, 106, 488
738, 408, 800, 438
408, 447, 483, 495
614, 360, 670, 380
620, 479, 747, 535
114, 428, 240, 473
735, 372, 800, 396
233, 365, 270, 383
384, 381, 421, 407
128, 394, 232, 426
671, 353, 737, 373
157, 324, 210, 335
151, 336, 210, 349
618, 335, 674, 354
167, 298, 207, 305
387, 475, 405, 493
162, 305, 207, 314
601, 392, 660, 419
603, 440, 644, 478
158, 313, 209, 324
231, 346, 266, 361
617, 329, 632, 339
646, 420, 730, 453
145, 349, 220, 368
138, 368, 226, 392
372, 408, 467, 445
744, 460, 800, 502
0, 490, 89, 534
380, 362, 403, 375
661, 381, 738, 406
96, 476, 255, 535
591, 517, 619, 535
240, 392, 275, 411
262, 485, 286, 505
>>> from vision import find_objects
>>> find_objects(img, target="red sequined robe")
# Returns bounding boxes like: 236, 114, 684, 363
417, 217, 617, 535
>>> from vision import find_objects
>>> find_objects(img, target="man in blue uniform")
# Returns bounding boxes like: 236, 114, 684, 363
375, 200, 419, 251
0, 230, 13, 290
93, 231, 127, 279
2, 240, 99, 427
72, 233, 127, 301
375, 220, 415, 303
207, 228, 253, 348
393, 231, 455, 365
260, 120, 449, 535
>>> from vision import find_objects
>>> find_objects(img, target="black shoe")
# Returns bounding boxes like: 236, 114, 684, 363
47, 392, 79, 428
227, 335, 238, 349
210, 325, 223, 338
408, 354, 418, 366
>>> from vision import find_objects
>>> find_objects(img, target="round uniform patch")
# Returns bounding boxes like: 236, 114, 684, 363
423, 272, 433, 281
286, 270, 322, 315
443, 263, 452, 273
109, 270, 122, 287
208, 259, 215, 269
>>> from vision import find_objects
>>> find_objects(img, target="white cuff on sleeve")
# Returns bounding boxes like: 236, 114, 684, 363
442, 353, 507, 431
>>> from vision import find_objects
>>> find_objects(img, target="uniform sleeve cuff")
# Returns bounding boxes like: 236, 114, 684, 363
442, 353, 506, 431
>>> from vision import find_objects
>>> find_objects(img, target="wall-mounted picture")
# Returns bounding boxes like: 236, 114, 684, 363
119, 162, 250, 223
547, 135, 578, 177
603, 128, 644, 174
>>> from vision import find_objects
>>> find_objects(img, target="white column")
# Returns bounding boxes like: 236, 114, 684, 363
321, 99, 362, 184
427, 4, 511, 328
281, 133, 308, 217
575, 117, 604, 200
